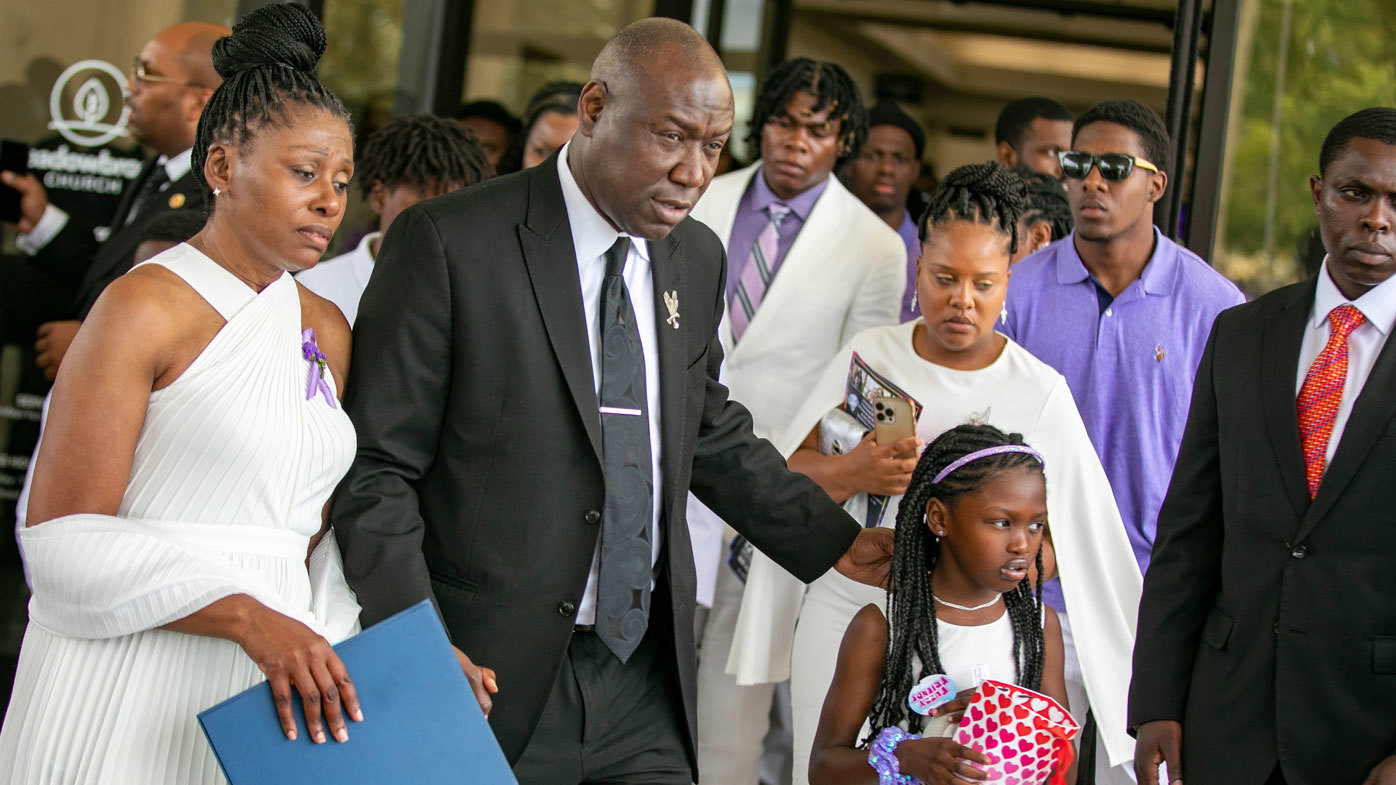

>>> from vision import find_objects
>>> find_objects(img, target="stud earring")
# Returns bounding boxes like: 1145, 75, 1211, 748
213, 187, 222, 197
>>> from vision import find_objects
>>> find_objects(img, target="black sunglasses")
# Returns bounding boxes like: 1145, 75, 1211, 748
1057, 151, 1160, 181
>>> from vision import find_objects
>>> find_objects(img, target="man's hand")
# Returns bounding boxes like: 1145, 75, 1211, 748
35, 320, 82, 381
833, 527, 893, 589
1135, 720, 1183, 785
0, 171, 49, 233
453, 645, 498, 718
1362, 755, 1396, 785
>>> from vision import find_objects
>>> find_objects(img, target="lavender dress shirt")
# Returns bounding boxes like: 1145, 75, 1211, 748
896, 210, 920, 323
1003, 229, 1245, 609
724, 166, 829, 304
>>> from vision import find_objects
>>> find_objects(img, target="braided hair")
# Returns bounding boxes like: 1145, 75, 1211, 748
748, 58, 867, 169
356, 114, 493, 198
1015, 166, 1073, 242
192, 3, 351, 209
863, 423, 1047, 742
917, 161, 1026, 258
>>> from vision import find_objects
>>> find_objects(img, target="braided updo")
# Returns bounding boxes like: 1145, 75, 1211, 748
192, 3, 351, 206
916, 161, 1027, 258
863, 423, 1047, 742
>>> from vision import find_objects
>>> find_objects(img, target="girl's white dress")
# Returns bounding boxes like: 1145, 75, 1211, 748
0, 243, 361, 784
726, 320, 1142, 784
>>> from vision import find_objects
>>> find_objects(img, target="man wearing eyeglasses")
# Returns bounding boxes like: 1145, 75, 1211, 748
1, 21, 226, 360
1000, 97, 1245, 785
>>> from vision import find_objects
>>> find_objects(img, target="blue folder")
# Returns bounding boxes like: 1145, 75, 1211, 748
199, 599, 516, 784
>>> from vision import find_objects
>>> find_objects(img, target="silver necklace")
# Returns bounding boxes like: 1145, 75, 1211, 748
933, 593, 1002, 612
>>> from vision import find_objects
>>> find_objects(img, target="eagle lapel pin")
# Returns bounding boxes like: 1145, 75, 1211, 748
663, 290, 680, 330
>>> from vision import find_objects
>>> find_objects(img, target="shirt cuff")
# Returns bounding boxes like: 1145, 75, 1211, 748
15, 204, 70, 256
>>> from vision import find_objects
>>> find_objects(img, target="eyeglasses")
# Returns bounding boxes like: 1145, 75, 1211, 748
130, 58, 203, 89
1057, 151, 1160, 181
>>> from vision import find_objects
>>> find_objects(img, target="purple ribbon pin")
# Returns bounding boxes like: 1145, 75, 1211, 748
301, 327, 336, 408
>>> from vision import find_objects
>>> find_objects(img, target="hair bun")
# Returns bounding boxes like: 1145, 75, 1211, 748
212, 3, 327, 79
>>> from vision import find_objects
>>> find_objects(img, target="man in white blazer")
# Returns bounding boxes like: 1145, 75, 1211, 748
687, 58, 905, 784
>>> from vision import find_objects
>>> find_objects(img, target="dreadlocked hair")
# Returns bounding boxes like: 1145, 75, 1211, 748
917, 161, 1026, 258
193, 3, 352, 210
748, 58, 867, 169
862, 423, 1047, 744
356, 114, 492, 198
1014, 166, 1073, 242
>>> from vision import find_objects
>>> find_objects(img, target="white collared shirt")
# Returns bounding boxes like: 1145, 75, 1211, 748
1295, 256, 1396, 462
557, 141, 664, 626
295, 231, 379, 327
16, 147, 195, 256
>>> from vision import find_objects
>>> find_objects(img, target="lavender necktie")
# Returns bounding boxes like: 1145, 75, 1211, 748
596, 236, 653, 663
731, 203, 791, 341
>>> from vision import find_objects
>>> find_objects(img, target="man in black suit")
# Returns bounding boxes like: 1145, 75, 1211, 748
1131, 107, 1396, 785
1, 21, 224, 378
331, 19, 889, 785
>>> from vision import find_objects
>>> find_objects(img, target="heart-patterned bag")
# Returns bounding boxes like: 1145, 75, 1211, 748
950, 680, 1079, 785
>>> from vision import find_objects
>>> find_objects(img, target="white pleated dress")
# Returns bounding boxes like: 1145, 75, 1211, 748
0, 243, 359, 784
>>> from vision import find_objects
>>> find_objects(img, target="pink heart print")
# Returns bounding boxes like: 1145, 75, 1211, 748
950, 680, 1081, 785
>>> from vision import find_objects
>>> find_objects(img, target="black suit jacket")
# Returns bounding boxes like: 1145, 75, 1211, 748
1130, 276, 1396, 785
30, 156, 204, 317
331, 154, 859, 771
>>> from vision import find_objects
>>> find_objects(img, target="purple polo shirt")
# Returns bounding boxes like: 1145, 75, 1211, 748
725, 166, 829, 303
1002, 229, 1245, 610
896, 210, 920, 323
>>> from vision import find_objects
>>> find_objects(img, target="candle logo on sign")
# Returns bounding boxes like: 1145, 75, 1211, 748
906, 673, 956, 715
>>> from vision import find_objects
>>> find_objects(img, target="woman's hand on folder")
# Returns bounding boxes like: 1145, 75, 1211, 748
237, 604, 364, 744
453, 646, 498, 718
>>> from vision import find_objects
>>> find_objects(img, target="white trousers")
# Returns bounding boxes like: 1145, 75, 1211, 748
697, 559, 791, 784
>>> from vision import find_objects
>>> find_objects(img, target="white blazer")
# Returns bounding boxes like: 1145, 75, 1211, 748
685, 163, 906, 605
690, 162, 907, 441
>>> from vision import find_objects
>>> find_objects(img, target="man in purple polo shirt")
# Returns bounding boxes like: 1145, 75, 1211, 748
688, 58, 905, 785
1002, 98, 1244, 784
846, 100, 926, 322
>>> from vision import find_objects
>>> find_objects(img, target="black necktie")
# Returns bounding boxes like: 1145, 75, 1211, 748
124, 162, 170, 226
596, 236, 653, 663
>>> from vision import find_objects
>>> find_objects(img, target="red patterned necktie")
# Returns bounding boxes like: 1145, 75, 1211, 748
1296, 303, 1366, 498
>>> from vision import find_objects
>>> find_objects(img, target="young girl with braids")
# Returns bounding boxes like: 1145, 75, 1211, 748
726, 162, 1141, 785
809, 424, 1068, 784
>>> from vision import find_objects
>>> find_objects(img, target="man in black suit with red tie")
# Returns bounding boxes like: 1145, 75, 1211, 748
1131, 107, 1396, 785
1, 21, 224, 378
331, 18, 891, 785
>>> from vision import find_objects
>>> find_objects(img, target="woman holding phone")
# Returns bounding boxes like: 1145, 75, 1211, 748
725, 162, 1141, 785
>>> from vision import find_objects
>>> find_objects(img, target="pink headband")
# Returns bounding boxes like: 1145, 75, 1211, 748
931, 445, 1044, 485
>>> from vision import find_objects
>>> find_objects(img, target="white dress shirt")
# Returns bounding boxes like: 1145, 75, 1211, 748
557, 142, 664, 626
295, 231, 379, 327
1295, 256, 1396, 463
16, 148, 194, 255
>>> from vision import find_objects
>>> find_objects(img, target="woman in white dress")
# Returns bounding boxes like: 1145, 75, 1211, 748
0, 6, 367, 782
724, 163, 1144, 784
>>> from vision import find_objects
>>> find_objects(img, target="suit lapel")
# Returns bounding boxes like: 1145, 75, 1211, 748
737, 176, 840, 349
516, 157, 603, 463
649, 234, 687, 525
110, 157, 158, 229
1297, 307, 1396, 540
1260, 280, 1314, 522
